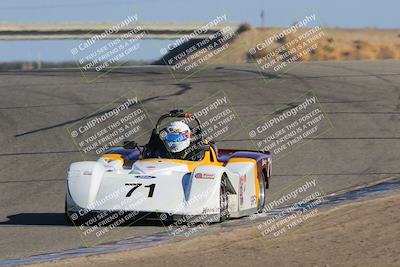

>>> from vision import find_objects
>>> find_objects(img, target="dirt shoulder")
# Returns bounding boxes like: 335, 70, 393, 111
32, 193, 400, 267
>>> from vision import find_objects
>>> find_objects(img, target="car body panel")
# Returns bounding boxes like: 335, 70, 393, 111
66, 145, 271, 223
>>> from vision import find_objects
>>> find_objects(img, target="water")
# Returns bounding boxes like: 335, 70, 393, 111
0, 39, 173, 63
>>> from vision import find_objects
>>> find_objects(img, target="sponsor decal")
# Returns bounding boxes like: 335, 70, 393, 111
202, 207, 219, 214
239, 174, 247, 206
250, 195, 257, 206
195, 173, 215, 179
135, 175, 156, 179
146, 165, 156, 169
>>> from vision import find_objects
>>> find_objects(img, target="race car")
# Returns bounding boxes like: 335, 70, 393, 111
65, 110, 271, 225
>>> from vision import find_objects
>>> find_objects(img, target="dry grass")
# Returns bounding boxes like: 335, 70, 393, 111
209, 28, 400, 64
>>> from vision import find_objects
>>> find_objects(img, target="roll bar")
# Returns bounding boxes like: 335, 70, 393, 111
155, 109, 203, 135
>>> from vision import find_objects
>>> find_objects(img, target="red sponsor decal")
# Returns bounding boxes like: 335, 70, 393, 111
195, 173, 215, 179
202, 173, 215, 179
146, 166, 156, 169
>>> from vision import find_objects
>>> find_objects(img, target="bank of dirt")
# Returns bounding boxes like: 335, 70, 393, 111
32, 192, 400, 267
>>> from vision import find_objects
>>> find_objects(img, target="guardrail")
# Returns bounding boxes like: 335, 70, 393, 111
0, 23, 239, 40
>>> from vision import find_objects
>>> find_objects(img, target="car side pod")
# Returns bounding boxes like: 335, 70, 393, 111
66, 161, 106, 208
190, 165, 238, 222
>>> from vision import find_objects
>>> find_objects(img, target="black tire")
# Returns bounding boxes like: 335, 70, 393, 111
65, 196, 87, 226
257, 170, 267, 213
219, 174, 230, 222
65, 197, 74, 225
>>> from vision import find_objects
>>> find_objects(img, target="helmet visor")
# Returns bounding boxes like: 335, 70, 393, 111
165, 131, 189, 143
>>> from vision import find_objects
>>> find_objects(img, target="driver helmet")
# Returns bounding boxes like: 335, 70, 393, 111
164, 121, 191, 153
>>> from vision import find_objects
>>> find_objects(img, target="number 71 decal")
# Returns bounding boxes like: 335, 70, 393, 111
125, 183, 156, 197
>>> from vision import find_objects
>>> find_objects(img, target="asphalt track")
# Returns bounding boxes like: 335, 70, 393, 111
0, 60, 400, 260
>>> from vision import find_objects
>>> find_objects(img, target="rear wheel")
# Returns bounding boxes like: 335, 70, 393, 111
257, 171, 266, 213
219, 174, 229, 222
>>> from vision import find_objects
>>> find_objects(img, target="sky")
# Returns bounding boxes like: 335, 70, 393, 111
0, 0, 399, 62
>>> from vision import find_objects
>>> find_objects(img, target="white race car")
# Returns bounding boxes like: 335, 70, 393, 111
65, 110, 271, 225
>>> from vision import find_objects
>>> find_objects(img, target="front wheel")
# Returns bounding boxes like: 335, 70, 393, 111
65, 196, 87, 226
219, 174, 230, 222
257, 171, 266, 213
65, 197, 74, 225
